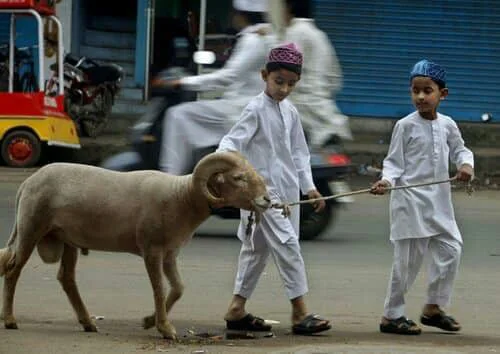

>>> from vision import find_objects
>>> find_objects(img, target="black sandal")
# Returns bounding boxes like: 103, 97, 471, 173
292, 314, 331, 335
420, 311, 461, 332
380, 317, 422, 335
225, 313, 272, 332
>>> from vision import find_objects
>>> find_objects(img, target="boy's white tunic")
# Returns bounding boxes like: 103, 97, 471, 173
382, 111, 474, 242
218, 92, 315, 242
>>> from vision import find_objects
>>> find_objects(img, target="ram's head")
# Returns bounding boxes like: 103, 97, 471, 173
193, 151, 270, 212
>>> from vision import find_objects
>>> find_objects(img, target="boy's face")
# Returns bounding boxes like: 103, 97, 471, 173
410, 76, 448, 119
262, 68, 300, 102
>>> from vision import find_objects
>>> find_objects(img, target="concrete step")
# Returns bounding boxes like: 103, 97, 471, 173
121, 76, 142, 89
80, 45, 135, 63
101, 60, 135, 77
83, 29, 136, 49
102, 113, 138, 135
118, 87, 143, 101
87, 16, 136, 33
111, 99, 147, 117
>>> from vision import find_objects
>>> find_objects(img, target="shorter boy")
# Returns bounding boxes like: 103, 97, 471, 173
217, 42, 331, 335
371, 59, 474, 335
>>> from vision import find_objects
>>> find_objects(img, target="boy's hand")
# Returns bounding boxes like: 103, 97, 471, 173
456, 164, 474, 182
307, 190, 325, 213
370, 179, 391, 195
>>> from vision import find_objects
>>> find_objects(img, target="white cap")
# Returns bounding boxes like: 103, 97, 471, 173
233, 0, 267, 12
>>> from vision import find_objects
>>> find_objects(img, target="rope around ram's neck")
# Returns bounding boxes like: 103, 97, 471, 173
246, 176, 473, 236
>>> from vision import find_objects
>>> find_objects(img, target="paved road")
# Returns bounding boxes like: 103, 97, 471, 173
0, 176, 499, 353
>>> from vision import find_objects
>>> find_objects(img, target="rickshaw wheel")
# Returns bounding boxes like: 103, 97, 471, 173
1, 130, 42, 168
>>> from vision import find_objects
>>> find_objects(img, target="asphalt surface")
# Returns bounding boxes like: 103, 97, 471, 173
0, 172, 499, 353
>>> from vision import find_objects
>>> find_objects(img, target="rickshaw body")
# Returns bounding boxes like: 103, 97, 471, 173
0, 2, 80, 167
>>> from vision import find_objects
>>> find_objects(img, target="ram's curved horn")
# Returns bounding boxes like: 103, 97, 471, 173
192, 151, 243, 205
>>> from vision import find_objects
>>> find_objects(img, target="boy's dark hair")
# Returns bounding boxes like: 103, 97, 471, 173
285, 0, 313, 18
233, 9, 264, 25
266, 62, 301, 76
412, 76, 446, 90
435, 80, 446, 90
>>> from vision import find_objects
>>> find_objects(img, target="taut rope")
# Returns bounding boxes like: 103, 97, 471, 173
245, 177, 473, 236
272, 176, 474, 217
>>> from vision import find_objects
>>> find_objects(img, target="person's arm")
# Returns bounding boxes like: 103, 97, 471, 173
448, 120, 474, 181
381, 121, 406, 187
180, 34, 266, 92
217, 107, 259, 154
371, 122, 406, 195
290, 109, 316, 194
290, 109, 325, 212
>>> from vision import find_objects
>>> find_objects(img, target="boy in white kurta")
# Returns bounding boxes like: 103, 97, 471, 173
217, 42, 331, 335
371, 59, 474, 335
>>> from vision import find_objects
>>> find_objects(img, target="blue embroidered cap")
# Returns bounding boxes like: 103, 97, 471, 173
410, 59, 446, 86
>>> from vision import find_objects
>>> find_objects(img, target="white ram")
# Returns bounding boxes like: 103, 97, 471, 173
0, 151, 270, 339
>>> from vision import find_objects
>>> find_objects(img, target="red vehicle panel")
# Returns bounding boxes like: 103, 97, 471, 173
0, 0, 56, 16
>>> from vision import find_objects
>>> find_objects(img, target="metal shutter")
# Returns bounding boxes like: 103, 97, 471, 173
0, 14, 10, 45
315, 0, 500, 122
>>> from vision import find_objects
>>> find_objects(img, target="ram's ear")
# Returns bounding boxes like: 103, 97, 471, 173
215, 173, 225, 184
232, 172, 247, 182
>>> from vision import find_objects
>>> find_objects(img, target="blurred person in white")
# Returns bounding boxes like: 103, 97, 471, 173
278, 0, 352, 147
158, 0, 272, 175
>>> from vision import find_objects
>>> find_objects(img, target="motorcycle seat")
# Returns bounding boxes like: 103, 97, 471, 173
85, 66, 122, 85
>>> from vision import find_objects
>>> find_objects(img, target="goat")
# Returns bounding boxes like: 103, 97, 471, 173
0, 151, 270, 339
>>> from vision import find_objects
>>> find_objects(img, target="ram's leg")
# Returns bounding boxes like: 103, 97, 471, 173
2, 236, 37, 329
144, 249, 176, 339
57, 243, 97, 332
143, 249, 184, 330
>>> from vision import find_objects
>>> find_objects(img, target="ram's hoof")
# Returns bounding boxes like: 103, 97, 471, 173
81, 320, 98, 332
5, 321, 18, 329
142, 315, 155, 330
158, 321, 177, 340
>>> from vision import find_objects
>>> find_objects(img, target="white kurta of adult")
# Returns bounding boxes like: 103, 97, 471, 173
159, 24, 271, 174
382, 111, 474, 242
283, 18, 352, 146
218, 92, 316, 243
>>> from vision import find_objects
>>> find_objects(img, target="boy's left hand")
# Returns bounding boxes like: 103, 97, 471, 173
307, 190, 326, 213
456, 164, 474, 182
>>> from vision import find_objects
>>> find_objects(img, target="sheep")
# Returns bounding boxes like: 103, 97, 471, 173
0, 151, 270, 339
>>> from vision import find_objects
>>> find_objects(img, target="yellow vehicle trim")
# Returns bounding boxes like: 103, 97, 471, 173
0, 115, 80, 147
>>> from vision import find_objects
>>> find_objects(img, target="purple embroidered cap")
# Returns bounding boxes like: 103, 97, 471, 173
267, 42, 303, 67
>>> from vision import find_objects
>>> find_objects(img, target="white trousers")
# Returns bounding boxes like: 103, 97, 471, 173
234, 209, 308, 300
383, 233, 462, 319
159, 100, 233, 175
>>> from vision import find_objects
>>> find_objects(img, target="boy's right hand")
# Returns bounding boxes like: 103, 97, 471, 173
370, 180, 391, 195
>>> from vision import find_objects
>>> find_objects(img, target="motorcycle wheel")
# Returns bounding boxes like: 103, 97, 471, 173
299, 181, 337, 241
81, 89, 113, 138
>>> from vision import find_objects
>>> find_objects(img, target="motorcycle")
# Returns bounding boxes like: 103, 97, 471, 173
46, 53, 124, 137
101, 66, 353, 240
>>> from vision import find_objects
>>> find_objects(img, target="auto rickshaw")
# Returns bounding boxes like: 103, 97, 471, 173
0, 1, 80, 167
